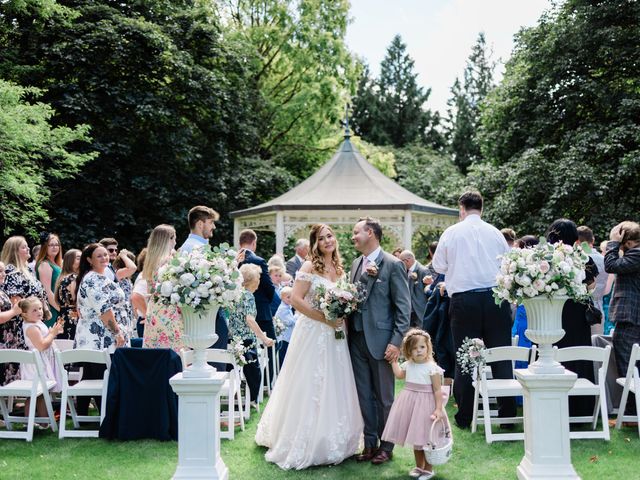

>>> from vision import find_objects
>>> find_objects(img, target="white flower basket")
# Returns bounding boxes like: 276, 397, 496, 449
424, 417, 453, 466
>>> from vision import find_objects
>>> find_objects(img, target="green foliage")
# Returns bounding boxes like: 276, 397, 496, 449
446, 32, 496, 173
351, 35, 444, 150
220, 0, 358, 177
0, 80, 96, 237
476, 0, 640, 240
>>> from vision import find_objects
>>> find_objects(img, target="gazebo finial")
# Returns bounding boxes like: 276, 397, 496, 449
343, 103, 351, 139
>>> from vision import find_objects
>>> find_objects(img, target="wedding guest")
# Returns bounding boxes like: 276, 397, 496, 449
546, 218, 597, 417
131, 248, 148, 339
501, 228, 517, 248
238, 229, 276, 384
54, 249, 81, 340
141, 225, 184, 352
0, 261, 24, 385
35, 232, 63, 327
1, 236, 51, 337
98, 237, 118, 281
18, 296, 63, 420
600, 240, 616, 334
179, 205, 219, 253
285, 239, 309, 278
605, 221, 640, 380
281, 272, 293, 288
399, 250, 430, 328
268, 265, 284, 315
229, 264, 275, 407
432, 190, 514, 429
28, 245, 40, 274
578, 226, 609, 334
74, 243, 128, 416
392, 247, 403, 258
112, 250, 137, 337
274, 286, 296, 367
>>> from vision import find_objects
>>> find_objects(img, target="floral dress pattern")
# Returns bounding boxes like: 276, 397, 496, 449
56, 274, 78, 340
75, 271, 130, 352
227, 289, 258, 346
143, 299, 184, 353
3, 264, 48, 313
0, 288, 23, 385
117, 277, 134, 337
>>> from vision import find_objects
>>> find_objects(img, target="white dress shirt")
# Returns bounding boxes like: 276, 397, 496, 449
432, 214, 509, 295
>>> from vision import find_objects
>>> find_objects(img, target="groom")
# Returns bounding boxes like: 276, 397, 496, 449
349, 217, 411, 465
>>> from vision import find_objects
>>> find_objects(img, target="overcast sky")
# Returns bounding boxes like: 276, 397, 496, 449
345, 0, 554, 115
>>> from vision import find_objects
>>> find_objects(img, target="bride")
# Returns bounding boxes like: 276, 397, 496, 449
255, 223, 363, 469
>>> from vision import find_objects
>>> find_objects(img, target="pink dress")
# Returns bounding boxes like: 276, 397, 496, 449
142, 299, 184, 353
381, 360, 451, 449
21, 322, 61, 392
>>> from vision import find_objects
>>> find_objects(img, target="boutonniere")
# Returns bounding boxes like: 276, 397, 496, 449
366, 263, 379, 277
409, 272, 418, 281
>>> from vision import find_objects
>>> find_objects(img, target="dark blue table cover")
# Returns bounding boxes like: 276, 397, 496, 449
99, 348, 182, 441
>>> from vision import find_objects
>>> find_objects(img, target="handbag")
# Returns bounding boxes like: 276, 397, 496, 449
584, 299, 603, 326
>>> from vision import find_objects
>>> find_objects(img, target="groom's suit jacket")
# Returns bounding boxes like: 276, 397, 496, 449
349, 250, 411, 360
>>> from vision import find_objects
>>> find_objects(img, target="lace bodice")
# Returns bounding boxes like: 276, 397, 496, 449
295, 271, 338, 305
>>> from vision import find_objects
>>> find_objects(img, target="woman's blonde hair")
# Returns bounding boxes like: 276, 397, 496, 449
401, 328, 434, 362
240, 263, 261, 288
1, 236, 30, 276
308, 224, 343, 276
18, 296, 43, 319
142, 224, 176, 283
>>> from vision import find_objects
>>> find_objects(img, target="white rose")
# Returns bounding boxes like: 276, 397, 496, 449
160, 281, 174, 297
180, 273, 196, 286
533, 279, 546, 291
196, 284, 210, 297
170, 293, 180, 304
516, 275, 532, 287
509, 262, 517, 273
524, 286, 538, 297
517, 258, 525, 268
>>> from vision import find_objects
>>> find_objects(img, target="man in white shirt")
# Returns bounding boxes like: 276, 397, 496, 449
432, 190, 515, 429
285, 239, 309, 279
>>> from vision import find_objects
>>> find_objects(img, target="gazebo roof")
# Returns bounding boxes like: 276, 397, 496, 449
230, 136, 458, 218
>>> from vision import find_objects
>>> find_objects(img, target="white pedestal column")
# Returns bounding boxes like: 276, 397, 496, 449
170, 372, 228, 480
515, 369, 580, 480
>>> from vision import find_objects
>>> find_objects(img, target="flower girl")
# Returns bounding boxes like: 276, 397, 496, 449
382, 329, 451, 480
19, 296, 63, 422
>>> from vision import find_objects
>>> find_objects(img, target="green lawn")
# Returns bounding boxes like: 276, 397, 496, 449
0, 401, 637, 479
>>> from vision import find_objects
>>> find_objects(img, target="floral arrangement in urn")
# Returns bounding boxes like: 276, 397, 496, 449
493, 241, 590, 305
153, 243, 243, 311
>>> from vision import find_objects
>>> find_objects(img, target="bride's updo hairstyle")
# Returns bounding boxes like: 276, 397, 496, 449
308, 224, 344, 277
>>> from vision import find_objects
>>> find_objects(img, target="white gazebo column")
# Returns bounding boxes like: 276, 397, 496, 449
275, 211, 285, 256
170, 373, 228, 480
515, 369, 579, 480
233, 218, 240, 249
403, 210, 413, 251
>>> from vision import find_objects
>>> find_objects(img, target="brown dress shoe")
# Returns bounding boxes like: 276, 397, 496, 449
371, 449, 393, 465
355, 447, 377, 462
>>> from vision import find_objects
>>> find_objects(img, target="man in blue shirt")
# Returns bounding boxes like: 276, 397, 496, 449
180, 205, 219, 253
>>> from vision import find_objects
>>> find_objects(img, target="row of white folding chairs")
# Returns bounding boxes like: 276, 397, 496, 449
615, 343, 640, 436
472, 344, 612, 443
0, 345, 110, 441
180, 348, 245, 439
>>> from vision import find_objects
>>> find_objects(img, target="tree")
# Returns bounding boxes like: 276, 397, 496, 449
0, 0, 282, 248
0, 80, 96, 238
446, 32, 496, 173
220, 0, 358, 176
351, 35, 443, 150
474, 0, 640, 238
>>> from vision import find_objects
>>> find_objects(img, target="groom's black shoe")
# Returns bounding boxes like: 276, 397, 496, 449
371, 450, 393, 465
355, 447, 377, 462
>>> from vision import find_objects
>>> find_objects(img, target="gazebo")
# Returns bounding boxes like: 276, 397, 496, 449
230, 129, 459, 254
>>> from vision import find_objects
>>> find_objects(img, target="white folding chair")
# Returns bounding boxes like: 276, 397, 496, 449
615, 343, 640, 436
53, 339, 83, 383
180, 348, 245, 439
511, 335, 520, 347
55, 348, 111, 438
256, 339, 271, 404
0, 349, 58, 441
472, 345, 536, 443
553, 345, 611, 440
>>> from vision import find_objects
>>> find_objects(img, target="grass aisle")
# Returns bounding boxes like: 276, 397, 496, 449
0, 402, 637, 479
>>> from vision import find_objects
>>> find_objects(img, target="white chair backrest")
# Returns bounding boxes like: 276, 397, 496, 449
0, 348, 38, 366
54, 339, 75, 351
622, 343, 640, 381
205, 349, 237, 367
554, 345, 611, 364
56, 348, 111, 369
484, 346, 531, 364
511, 335, 519, 347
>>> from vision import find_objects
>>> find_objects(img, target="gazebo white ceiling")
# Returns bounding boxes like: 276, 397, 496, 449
230, 131, 459, 254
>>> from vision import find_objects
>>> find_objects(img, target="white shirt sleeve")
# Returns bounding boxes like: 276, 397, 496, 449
431, 229, 449, 275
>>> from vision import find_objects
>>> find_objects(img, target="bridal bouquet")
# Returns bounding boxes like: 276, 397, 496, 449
228, 336, 254, 367
493, 240, 590, 305
313, 279, 365, 339
153, 243, 243, 312
456, 337, 487, 375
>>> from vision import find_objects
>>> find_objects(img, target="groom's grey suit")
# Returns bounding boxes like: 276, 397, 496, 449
349, 249, 411, 452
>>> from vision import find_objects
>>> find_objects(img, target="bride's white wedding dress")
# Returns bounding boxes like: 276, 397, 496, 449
255, 272, 363, 470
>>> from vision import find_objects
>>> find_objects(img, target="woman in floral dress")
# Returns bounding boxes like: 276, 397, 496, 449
140, 225, 184, 352
0, 261, 24, 385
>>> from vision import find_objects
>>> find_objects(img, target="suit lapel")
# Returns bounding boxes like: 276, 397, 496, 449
351, 256, 364, 283
363, 250, 385, 301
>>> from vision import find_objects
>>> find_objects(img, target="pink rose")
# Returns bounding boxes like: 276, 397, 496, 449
539, 261, 550, 274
